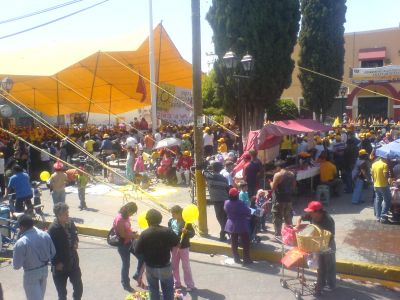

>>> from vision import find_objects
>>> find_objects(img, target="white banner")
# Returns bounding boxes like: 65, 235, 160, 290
352, 65, 400, 83
156, 83, 193, 125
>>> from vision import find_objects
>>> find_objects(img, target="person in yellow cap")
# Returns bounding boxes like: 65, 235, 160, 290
180, 134, 192, 152
175, 151, 193, 185
351, 149, 370, 204
217, 137, 227, 153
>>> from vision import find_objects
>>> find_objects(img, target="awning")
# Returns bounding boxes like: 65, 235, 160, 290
1, 24, 193, 116
260, 119, 332, 138
358, 47, 386, 61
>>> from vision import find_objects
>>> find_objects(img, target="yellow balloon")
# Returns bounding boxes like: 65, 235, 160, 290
137, 211, 148, 229
182, 204, 199, 224
39, 171, 50, 181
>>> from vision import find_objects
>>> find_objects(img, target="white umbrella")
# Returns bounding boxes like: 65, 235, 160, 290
153, 137, 182, 150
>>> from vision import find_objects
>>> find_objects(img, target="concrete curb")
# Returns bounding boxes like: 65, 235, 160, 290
38, 222, 400, 283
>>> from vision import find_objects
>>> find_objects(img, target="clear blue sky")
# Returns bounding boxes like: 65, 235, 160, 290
0, 0, 399, 74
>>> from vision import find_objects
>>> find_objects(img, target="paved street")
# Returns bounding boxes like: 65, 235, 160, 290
1, 236, 398, 300
36, 180, 400, 267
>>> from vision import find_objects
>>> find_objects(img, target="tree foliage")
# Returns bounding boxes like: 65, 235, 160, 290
298, 0, 347, 120
206, 0, 300, 137
267, 99, 299, 121
202, 70, 221, 111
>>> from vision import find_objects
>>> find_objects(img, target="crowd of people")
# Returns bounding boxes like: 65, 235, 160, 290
4, 118, 400, 299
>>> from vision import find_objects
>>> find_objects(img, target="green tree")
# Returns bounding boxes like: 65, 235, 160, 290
202, 70, 221, 111
206, 0, 300, 139
298, 0, 347, 121
267, 99, 299, 121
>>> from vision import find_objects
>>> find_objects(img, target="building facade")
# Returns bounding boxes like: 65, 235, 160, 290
281, 27, 400, 121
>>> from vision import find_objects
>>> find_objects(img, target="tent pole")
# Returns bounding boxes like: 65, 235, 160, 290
149, 0, 157, 133
108, 84, 112, 126
56, 76, 60, 127
86, 51, 100, 128
156, 21, 163, 94
33, 88, 36, 126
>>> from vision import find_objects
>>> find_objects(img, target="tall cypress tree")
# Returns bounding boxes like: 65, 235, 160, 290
206, 0, 300, 138
298, 0, 347, 121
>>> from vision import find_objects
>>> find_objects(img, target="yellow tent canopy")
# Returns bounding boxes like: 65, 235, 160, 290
1, 24, 193, 116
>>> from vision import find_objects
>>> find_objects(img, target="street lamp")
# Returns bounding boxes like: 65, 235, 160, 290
0, 77, 14, 129
223, 51, 254, 74
1, 76, 14, 93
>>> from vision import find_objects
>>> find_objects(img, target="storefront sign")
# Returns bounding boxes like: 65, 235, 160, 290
352, 65, 400, 83
156, 83, 193, 125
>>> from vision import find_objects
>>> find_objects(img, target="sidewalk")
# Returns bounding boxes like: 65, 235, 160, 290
38, 181, 400, 282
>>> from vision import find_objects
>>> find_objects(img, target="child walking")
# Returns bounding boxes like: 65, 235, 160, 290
76, 166, 88, 210
238, 181, 250, 207
168, 205, 196, 292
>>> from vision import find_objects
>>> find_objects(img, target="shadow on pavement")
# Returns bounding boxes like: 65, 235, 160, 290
70, 217, 84, 224
312, 281, 399, 300
187, 288, 225, 300
190, 257, 281, 276
83, 207, 99, 213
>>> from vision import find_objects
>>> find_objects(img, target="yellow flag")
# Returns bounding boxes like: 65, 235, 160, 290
332, 117, 341, 127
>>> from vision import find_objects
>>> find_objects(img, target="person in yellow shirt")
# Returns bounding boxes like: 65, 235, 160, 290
280, 135, 292, 160
217, 138, 227, 153
371, 157, 391, 223
83, 136, 95, 154
319, 152, 341, 196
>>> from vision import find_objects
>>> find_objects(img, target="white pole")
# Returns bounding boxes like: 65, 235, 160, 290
149, 0, 157, 133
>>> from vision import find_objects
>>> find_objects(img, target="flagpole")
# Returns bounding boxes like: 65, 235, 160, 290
148, 0, 157, 133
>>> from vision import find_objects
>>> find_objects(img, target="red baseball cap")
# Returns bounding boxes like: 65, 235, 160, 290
304, 201, 323, 212
229, 188, 239, 198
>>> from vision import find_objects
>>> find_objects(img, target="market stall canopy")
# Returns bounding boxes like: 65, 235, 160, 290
245, 119, 332, 152
1, 24, 193, 116
375, 139, 400, 158
260, 119, 332, 138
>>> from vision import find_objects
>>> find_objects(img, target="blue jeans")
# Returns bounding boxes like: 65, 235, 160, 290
51, 190, 66, 205
374, 186, 391, 220
23, 265, 48, 300
117, 244, 131, 288
342, 171, 353, 192
146, 265, 174, 300
317, 241, 336, 290
352, 179, 364, 204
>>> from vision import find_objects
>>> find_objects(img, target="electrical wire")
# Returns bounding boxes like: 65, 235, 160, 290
0, 0, 110, 40
1, 90, 171, 215
100, 51, 240, 138
0, 0, 83, 25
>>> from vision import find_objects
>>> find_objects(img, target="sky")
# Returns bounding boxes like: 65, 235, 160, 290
0, 0, 399, 75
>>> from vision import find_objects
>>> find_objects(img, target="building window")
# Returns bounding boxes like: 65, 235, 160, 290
361, 60, 383, 68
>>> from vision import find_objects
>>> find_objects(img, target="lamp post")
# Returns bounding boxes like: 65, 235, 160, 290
223, 51, 254, 133
0, 77, 14, 129
339, 85, 347, 121
223, 51, 254, 76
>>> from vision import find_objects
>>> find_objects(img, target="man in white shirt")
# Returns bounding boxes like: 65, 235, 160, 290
154, 129, 162, 143
126, 136, 138, 148
220, 160, 234, 187
203, 127, 214, 157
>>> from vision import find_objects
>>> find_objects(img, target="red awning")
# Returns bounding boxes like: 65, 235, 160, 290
262, 119, 332, 136
358, 47, 386, 61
